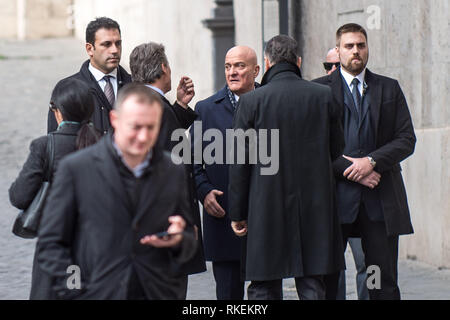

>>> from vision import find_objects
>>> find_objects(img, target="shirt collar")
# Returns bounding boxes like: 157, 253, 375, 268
145, 84, 165, 98
88, 62, 117, 82
340, 67, 366, 89
112, 139, 152, 178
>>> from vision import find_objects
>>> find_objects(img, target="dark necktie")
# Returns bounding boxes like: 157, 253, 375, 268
226, 86, 237, 110
103, 75, 115, 107
351, 78, 361, 115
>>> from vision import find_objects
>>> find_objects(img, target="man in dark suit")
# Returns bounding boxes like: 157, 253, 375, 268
47, 17, 131, 134
191, 46, 260, 300
229, 35, 345, 300
313, 23, 416, 300
129, 42, 206, 297
37, 83, 197, 299
324, 47, 368, 301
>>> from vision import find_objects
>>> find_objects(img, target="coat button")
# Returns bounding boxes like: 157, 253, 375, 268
103, 131, 107, 135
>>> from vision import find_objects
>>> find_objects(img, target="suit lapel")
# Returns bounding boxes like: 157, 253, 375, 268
330, 69, 345, 111
215, 87, 234, 115
365, 69, 382, 139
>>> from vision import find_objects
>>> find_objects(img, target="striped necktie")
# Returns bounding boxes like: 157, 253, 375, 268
103, 75, 115, 107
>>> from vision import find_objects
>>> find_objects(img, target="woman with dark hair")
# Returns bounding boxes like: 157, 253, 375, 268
9, 77, 101, 299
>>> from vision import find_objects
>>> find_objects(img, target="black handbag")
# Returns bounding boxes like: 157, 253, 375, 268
12, 133, 55, 239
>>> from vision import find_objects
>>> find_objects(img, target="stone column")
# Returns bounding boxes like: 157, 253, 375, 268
202, 0, 235, 92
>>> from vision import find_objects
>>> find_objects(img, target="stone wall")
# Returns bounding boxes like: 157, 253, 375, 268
73, 0, 215, 104
0, 0, 73, 39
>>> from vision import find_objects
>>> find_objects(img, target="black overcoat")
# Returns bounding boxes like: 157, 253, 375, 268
229, 62, 345, 281
36, 135, 197, 299
153, 93, 206, 275
313, 68, 416, 236
9, 123, 81, 299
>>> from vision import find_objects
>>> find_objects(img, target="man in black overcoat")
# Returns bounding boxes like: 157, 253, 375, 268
129, 42, 207, 297
313, 23, 416, 300
37, 84, 197, 299
229, 35, 345, 300
47, 17, 131, 134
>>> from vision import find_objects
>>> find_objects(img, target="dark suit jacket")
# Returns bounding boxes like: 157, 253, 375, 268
149, 89, 206, 275
47, 60, 132, 134
37, 134, 197, 299
229, 62, 345, 280
190, 86, 243, 262
313, 68, 416, 236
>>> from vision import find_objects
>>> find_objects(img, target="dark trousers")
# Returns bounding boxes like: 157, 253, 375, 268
212, 261, 244, 300
325, 205, 400, 300
337, 237, 369, 300
247, 276, 325, 300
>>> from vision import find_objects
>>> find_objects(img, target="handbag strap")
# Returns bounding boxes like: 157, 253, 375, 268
44, 133, 55, 182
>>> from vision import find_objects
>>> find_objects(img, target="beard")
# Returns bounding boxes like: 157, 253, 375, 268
343, 56, 367, 75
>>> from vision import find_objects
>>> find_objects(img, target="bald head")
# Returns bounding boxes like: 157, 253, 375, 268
225, 46, 260, 96
326, 48, 339, 63
325, 48, 340, 75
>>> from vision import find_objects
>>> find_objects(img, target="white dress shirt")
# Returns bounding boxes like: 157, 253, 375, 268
88, 63, 118, 98
340, 67, 366, 96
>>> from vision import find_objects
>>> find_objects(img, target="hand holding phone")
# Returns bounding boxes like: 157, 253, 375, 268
140, 216, 185, 248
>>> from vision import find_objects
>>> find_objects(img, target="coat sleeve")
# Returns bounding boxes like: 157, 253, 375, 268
37, 159, 85, 299
326, 87, 345, 162
228, 95, 254, 222
9, 137, 46, 210
171, 102, 198, 129
189, 104, 215, 203
368, 81, 416, 172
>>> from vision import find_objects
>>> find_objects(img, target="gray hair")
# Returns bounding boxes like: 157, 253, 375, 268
129, 42, 169, 84
264, 35, 298, 66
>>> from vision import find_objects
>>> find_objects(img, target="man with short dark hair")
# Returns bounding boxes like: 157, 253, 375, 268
37, 83, 197, 300
322, 47, 369, 300
313, 23, 416, 300
47, 17, 131, 134
229, 35, 345, 300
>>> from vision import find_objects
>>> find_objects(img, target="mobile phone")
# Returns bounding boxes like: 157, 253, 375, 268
152, 231, 183, 238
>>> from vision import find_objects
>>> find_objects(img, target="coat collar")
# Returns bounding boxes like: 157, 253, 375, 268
54, 122, 81, 136
261, 62, 302, 86
214, 83, 261, 113
80, 60, 131, 109
92, 133, 165, 221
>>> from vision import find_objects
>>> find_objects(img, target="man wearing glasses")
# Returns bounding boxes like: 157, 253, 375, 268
323, 48, 341, 75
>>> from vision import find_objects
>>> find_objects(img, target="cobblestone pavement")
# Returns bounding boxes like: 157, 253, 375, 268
1, 38, 449, 300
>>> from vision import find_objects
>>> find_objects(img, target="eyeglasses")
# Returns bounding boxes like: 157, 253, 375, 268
323, 62, 340, 71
